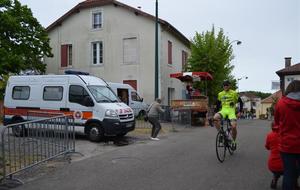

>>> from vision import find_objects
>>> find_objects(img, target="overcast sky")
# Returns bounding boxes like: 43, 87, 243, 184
19, 0, 300, 93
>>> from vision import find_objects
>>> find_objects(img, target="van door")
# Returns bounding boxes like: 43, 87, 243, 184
130, 91, 146, 117
116, 88, 129, 105
67, 85, 94, 125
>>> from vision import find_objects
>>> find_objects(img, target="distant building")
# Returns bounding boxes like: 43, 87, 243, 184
44, 0, 190, 105
259, 90, 282, 117
239, 92, 261, 117
276, 57, 300, 94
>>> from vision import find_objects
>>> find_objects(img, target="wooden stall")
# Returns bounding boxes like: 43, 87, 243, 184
170, 72, 213, 126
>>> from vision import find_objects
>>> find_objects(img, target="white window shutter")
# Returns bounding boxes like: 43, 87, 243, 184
123, 38, 137, 64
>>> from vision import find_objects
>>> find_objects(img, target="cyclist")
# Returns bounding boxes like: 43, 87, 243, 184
213, 80, 243, 150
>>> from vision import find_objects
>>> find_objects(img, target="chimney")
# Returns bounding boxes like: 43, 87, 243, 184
285, 57, 292, 68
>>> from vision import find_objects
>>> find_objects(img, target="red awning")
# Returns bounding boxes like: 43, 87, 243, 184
170, 72, 213, 82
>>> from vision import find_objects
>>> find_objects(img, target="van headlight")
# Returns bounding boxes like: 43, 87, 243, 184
105, 109, 119, 118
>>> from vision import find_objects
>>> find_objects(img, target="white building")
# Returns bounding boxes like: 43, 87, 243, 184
276, 57, 300, 94
239, 92, 261, 117
44, 0, 190, 105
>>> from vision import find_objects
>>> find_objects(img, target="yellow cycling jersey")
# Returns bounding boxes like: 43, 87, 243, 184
218, 89, 238, 108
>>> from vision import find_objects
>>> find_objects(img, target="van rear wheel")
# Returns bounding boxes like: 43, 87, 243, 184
11, 118, 27, 137
88, 123, 103, 142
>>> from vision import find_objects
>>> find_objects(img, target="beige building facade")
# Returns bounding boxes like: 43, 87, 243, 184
44, 0, 190, 105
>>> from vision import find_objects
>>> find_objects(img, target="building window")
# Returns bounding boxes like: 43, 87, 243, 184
92, 41, 103, 65
123, 37, 138, 64
92, 11, 102, 29
12, 86, 30, 100
168, 41, 172, 65
182, 50, 188, 70
68, 45, 72, 66
43, 86, 63, 101
61, 44, 72, 67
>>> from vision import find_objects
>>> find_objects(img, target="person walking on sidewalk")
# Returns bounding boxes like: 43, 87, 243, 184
274, 80, 300, 190
148, 98, 165, 141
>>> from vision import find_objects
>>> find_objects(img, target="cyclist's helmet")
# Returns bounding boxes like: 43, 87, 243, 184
223, 80, 231, 86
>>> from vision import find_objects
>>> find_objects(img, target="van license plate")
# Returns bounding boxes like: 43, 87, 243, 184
126, 123, 133, 128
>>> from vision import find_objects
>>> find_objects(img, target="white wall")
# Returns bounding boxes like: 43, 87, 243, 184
160, 31, 190, 105
284, 74, 300, 89
44, 4, 190, 105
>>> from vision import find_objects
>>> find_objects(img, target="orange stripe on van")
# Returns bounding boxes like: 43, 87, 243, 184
4, 107, 93, 120
82, 112, 93, 120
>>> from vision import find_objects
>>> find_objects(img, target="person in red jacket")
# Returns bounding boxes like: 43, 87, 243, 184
274, 80, 300, 190
265, 122, 284, 189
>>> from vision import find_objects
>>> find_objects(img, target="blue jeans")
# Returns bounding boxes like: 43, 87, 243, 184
280, 152, 300, 190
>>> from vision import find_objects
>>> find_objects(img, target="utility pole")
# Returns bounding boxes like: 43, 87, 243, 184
154, 0, 159, 99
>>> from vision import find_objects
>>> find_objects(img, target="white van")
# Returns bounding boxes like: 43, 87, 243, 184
108, 82, 148, 117
3, 74, 135, 141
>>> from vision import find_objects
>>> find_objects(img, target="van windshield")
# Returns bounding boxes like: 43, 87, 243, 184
88, 86, 119, 103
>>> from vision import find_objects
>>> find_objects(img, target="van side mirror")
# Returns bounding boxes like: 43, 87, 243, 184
83, 96, 94, 107
141, 98, 143, 102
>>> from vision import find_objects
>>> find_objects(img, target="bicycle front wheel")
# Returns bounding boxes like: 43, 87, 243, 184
226, 129, 234, 155
216, 131, 226, 163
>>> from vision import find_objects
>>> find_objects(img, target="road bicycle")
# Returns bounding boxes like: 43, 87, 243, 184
215, 116, 235, 163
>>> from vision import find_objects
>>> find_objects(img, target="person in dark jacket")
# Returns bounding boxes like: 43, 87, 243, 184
265, 122, 284, 189
147, 98, 165, 141
274, 80, 300, 190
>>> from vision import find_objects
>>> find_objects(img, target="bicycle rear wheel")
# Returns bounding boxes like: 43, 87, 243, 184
216, 131, 226, 163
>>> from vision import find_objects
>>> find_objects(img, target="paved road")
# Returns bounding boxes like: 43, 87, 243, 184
13, 119, 274, 190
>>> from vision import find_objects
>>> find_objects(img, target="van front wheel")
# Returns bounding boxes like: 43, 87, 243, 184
88, 123, 103, 142
117, 132, 127, 137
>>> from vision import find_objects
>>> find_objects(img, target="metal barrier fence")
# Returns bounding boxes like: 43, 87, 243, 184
133, 104, 209, 128
133, 106, 204, 127
0, 115, 75, 182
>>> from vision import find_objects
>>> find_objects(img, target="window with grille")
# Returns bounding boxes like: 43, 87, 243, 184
182, 50, 188, 70
92, 12, 102, 29
168, 41, 172, 64
92, 41, 103, 65
61, 44, 72, 67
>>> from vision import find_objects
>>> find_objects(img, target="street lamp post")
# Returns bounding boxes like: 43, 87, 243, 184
229, 39, 243, 91
154, 0, 159, 99
237, 76, 248, 92
230, 40, 242, 46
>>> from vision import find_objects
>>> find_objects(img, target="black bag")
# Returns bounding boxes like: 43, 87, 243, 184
144, 114, 149, 122
144, 103, 154, 122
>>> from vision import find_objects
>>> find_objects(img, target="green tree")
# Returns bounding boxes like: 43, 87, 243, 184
187, 26, 236, 104
241, 91, 271, 100
0, 0, 53, 75
0, 74, 9, 100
